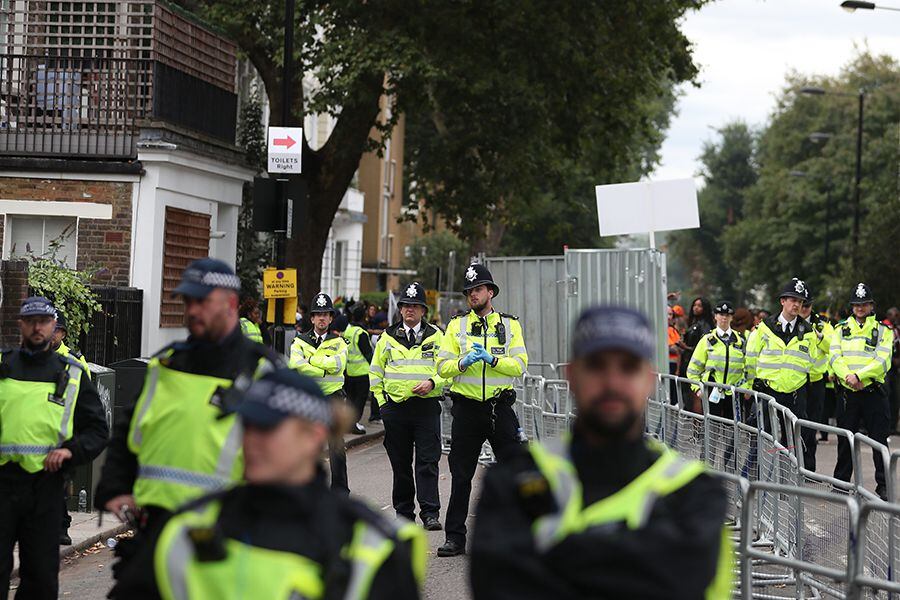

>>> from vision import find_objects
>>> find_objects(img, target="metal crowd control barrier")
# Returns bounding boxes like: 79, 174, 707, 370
436, 370, 900, 598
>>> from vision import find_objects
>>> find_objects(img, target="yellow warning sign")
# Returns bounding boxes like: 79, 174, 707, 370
263, 268, 297, 299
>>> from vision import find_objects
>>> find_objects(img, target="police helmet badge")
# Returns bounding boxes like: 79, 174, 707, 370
316, 294, 327, 307
856, 283, 867, 299
465, 266, 477, 282
406, 284, 418, 298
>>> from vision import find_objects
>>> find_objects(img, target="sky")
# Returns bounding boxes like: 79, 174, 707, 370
652, 0, 898, 182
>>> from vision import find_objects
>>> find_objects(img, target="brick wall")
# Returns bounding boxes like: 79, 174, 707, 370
0, 178, 133, 285
0, 260, 28, 348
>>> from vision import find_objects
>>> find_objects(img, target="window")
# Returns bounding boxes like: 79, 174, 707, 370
160, 206, 210, 327
332, 240, 346, 296
7, 216, 77, 268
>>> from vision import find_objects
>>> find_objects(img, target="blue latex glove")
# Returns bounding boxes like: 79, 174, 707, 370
460, 350, 481, 369
473, 343, 493, 364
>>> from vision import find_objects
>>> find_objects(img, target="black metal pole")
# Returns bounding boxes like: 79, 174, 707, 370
272, 0, 295, 353
824, 186, 831, 274
852, 91, 864, 266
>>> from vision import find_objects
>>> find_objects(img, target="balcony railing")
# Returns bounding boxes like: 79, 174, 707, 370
0, 54, 152, 158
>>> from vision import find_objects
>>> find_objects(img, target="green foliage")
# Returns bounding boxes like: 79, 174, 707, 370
235, 89, 272, 295
668, 122, 758, 302
23, 228, 101, 351
359, 291, 389, 308
667, 51, 900, 312
400, 231, 469, 290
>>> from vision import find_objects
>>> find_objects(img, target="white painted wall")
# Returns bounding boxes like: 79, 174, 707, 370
319, 187, 364, 302
132, 147, 254, 355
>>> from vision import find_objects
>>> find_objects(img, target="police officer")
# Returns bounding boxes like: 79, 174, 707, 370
830, 283, 893, 499
746, 278, 817, 436
108, 368, 425, 600
435, 264, 528, 557
0, 297, 108, 600
95, 259, 282, 547
686, 301, 747, 420
289, 292, 350, 492
345, 303, 374, 435
238, 298, 264, 344
370, 282, 446, 531
801, 295, 832, 473
470, 306, 732, 599
50, 311, 91, 547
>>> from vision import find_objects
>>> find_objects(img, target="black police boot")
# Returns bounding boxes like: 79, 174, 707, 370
437, 539, 464, 557
423, 516, 442, 531
60, 532, 72, 546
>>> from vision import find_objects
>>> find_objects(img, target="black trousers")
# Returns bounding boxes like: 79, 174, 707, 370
445, 395, 521, 545
381, 397, 442, 521
0, 468, 63, 600
834, 384, 890, 492
328, 392, 350, 494
802, 379, 825, 472
756, 384, 806, 447
344, 375, 370, 423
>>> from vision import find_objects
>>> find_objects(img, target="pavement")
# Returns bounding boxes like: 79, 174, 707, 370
9, 409, 385, 590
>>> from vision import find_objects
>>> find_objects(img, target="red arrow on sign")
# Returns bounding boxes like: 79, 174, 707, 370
273, 136, 296, 149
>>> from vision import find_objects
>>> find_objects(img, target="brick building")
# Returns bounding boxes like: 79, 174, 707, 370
0, 1, 253, 356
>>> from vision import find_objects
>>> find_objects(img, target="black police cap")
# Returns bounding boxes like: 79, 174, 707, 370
398, 282, 427, 307
850, 282, 874, 305
779, 278, 808, 301
462, 264, 500, 298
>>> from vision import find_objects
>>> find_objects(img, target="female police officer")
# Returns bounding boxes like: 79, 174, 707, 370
109, 368, 425, 600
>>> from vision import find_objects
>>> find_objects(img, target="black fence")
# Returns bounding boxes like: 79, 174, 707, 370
80, 287, 143, 366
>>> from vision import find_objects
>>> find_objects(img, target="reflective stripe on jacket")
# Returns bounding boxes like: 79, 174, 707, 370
808, 320, 833, 383
344, 324, 371, 378
289, 333, 348, 396
0, 360, 83, 473
527, 439, 733, 598
369, 323, 447, 405
745, 320, 816, 393
435, 310, 528, 401
830, 316, 894, 390
126, 359, 253, 511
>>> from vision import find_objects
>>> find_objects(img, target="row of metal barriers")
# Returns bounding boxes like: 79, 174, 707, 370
437, 366, 900, 599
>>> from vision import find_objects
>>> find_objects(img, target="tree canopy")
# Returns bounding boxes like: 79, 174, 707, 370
668, 51, 900, 313
177, 0, 710, 295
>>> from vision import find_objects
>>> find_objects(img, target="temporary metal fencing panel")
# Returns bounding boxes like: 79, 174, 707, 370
482, 255, 568, 375
563, 248, 668, 372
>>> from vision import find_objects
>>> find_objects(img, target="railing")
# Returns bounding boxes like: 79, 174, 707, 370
0, 54, 152, 158
439, 371, 900, 599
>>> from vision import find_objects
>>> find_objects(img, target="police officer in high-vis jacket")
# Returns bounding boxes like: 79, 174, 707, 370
96, 259, 282, 562
345, 303, 374, 435
470, 306, 732, 599
435, 264, 528, 557
108, 368, 425, 600
370, 282, 446, 531
746, 278, 817, 436
686, 301, 747, 420
289, 292, 350, 492
801, 293, 832, 473
831, 283, 894, 499
0, 297, 108, 600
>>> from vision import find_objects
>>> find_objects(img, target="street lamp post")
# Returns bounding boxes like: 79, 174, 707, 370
840, 1, 900, 11
790, 169, 834, 276
800, 86, 865, 268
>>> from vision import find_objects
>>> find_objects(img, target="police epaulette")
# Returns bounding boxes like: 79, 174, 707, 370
499, 312, 519, 320
152, 341, 188, 360
71, 349, 84, 360
58, 353, 87, 372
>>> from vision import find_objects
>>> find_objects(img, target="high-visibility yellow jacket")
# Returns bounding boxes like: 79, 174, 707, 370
289, 332, 348, 396
526, 439, 733, 598
436, 310, 528, 402
344, 324, 371, 378
57, 340, 90, 380
829, 316, 894, 390
686, 330, 747, 392
0, 355, 84, 473
745, 317, 817, 394
127, 349, 275, 511
370, 322, 448, 405
808, 320, 834, 383
239, 318, 263, 344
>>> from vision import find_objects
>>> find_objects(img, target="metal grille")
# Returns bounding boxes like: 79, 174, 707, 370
80, 286, 143, 365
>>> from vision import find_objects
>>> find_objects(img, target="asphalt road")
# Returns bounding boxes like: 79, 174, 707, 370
35, 441, 484, 600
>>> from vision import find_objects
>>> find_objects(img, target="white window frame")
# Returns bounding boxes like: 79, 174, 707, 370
3, 214, 79, 266
0, 200, 112, 264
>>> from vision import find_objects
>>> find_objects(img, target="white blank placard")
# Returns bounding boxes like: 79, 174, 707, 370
595, 178, 699, 237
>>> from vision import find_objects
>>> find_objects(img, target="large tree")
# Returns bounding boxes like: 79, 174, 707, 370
178, 0, 710, 295
668, 121, 758, 302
